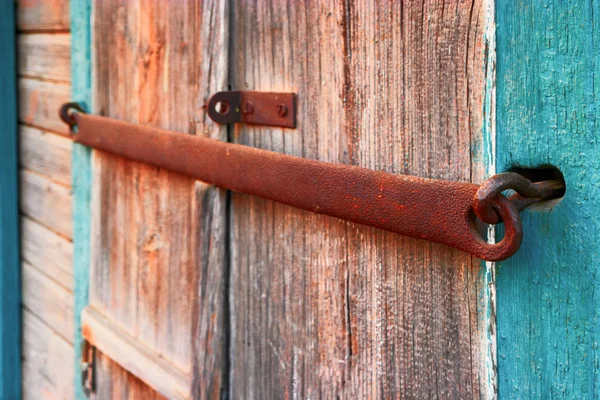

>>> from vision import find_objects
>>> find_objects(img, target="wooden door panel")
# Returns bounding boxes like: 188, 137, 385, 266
85, 0, 495, 398
230, 1, 492, 398
95, 353, 166, 400
89, 0, 229, 398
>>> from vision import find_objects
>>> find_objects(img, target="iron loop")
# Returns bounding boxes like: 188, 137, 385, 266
59, 102, 86, 129
473, 172, 561, 224
473, 194, 523, 261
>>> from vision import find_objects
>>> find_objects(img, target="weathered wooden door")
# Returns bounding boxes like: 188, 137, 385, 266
77, 1, 497, 398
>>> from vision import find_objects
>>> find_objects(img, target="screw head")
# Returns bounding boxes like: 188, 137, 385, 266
276, 104, 288, 117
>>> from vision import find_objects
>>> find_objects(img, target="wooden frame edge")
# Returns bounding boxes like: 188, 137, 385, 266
0, 0, 22, 397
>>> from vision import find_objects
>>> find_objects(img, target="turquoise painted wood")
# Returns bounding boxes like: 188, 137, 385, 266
71, 0, 93, 398
0, 0, 21, 398
497, 1, 600, 398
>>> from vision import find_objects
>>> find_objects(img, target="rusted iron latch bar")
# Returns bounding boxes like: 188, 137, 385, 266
59, 103, 563, 261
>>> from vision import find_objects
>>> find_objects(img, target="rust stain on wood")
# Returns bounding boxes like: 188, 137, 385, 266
91, 0, 229, 398
230, 1, 490, 398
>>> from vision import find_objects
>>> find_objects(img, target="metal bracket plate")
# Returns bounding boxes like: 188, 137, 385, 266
207, 91, 297, 128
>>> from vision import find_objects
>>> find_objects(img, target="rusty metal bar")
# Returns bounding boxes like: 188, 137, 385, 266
59, 105, 531, 261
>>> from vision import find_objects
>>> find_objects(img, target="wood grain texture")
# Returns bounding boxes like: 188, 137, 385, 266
83, 307, 189, 399
18, 33, 71, 82
93, 352, 166, 400
17, 0, 70, 32
19, 77, 70, 134
22, 310, 75, 400
230, 1, 490, 398
496, 1, 600, 398
0, 0, 21, 396
90, 0, 229, 398
20, 170, 72, 238
21, 216, 73, 291
20, 125, 72, 186
22, 262, 74, 342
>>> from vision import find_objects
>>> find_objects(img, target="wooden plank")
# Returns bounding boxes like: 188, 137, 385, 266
71, 0, 92, 397
0, 0, 21, 397
17, 0, 70, 32
20, 125, 72, 186
22, 262, 74, 342
20, 169, 72, 238
18, 33, 71, 82
82, 307, 188, 399
230, 1, 491, 398
19, 77, 71, 134
95, 352, 166, 400
22, 309, 74, 400
496, 2, 600, 398
21, 216, 73, 290
90, 1, 228, 398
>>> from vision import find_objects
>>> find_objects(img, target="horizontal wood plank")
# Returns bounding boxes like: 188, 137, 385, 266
19, 78, 70, 134
20, 169, 72, 238
17, 0, 70, 32
22, 262, 74, 342
20, 124, 72, 186
95, 353, 166, 400
21, 216, 73, 290
22, 309, 74, 400
18, 33, 71, 82
82, 307, 190, 400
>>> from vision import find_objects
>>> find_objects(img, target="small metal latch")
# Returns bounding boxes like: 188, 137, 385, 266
207, 91, 297, 128
81, 340, 96, 396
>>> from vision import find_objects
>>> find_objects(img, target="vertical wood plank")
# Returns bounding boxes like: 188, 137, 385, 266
90, 1, 229, 398
70, 0, 92, 398
230, 1, 492, 398
496, 2, 600, 398
0, 0, 21, 397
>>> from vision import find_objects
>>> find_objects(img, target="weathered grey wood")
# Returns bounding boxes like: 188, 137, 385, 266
82, 307, 190, 399
22, 262, 74, 342
20, 125, 72, 186
22, 309, 75, 400
91, 0, 229, 398
20, 169, 72, 238
18, 33, 71, 82
18, 78, 70, 134
230, 1, 490, 398
93, 353, 166, 400
17, 0, 70, 32
21, 216, 73, 290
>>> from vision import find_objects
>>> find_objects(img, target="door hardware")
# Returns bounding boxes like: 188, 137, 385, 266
80, 340, 96, 396
59, 103, 563, 261
206, 91, 296, 128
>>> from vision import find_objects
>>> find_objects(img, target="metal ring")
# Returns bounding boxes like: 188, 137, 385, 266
474, 172, 543, 224
59, 102, 86, 128
471, 194, 524, 261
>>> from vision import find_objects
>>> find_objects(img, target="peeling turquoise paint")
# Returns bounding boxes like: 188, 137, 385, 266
497, 1, 600, 398
0, 0, 21, 398
71, 0, 93, 398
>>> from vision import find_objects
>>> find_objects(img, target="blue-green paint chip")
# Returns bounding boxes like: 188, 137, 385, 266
0, 0, 21, 398
71, 0, 93, 399
497, 1, 600, 398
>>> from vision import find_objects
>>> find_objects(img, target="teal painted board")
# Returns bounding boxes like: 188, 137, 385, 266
0, 0, 21, 398
497, 1, 600, 398
71, 0, 92, 399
